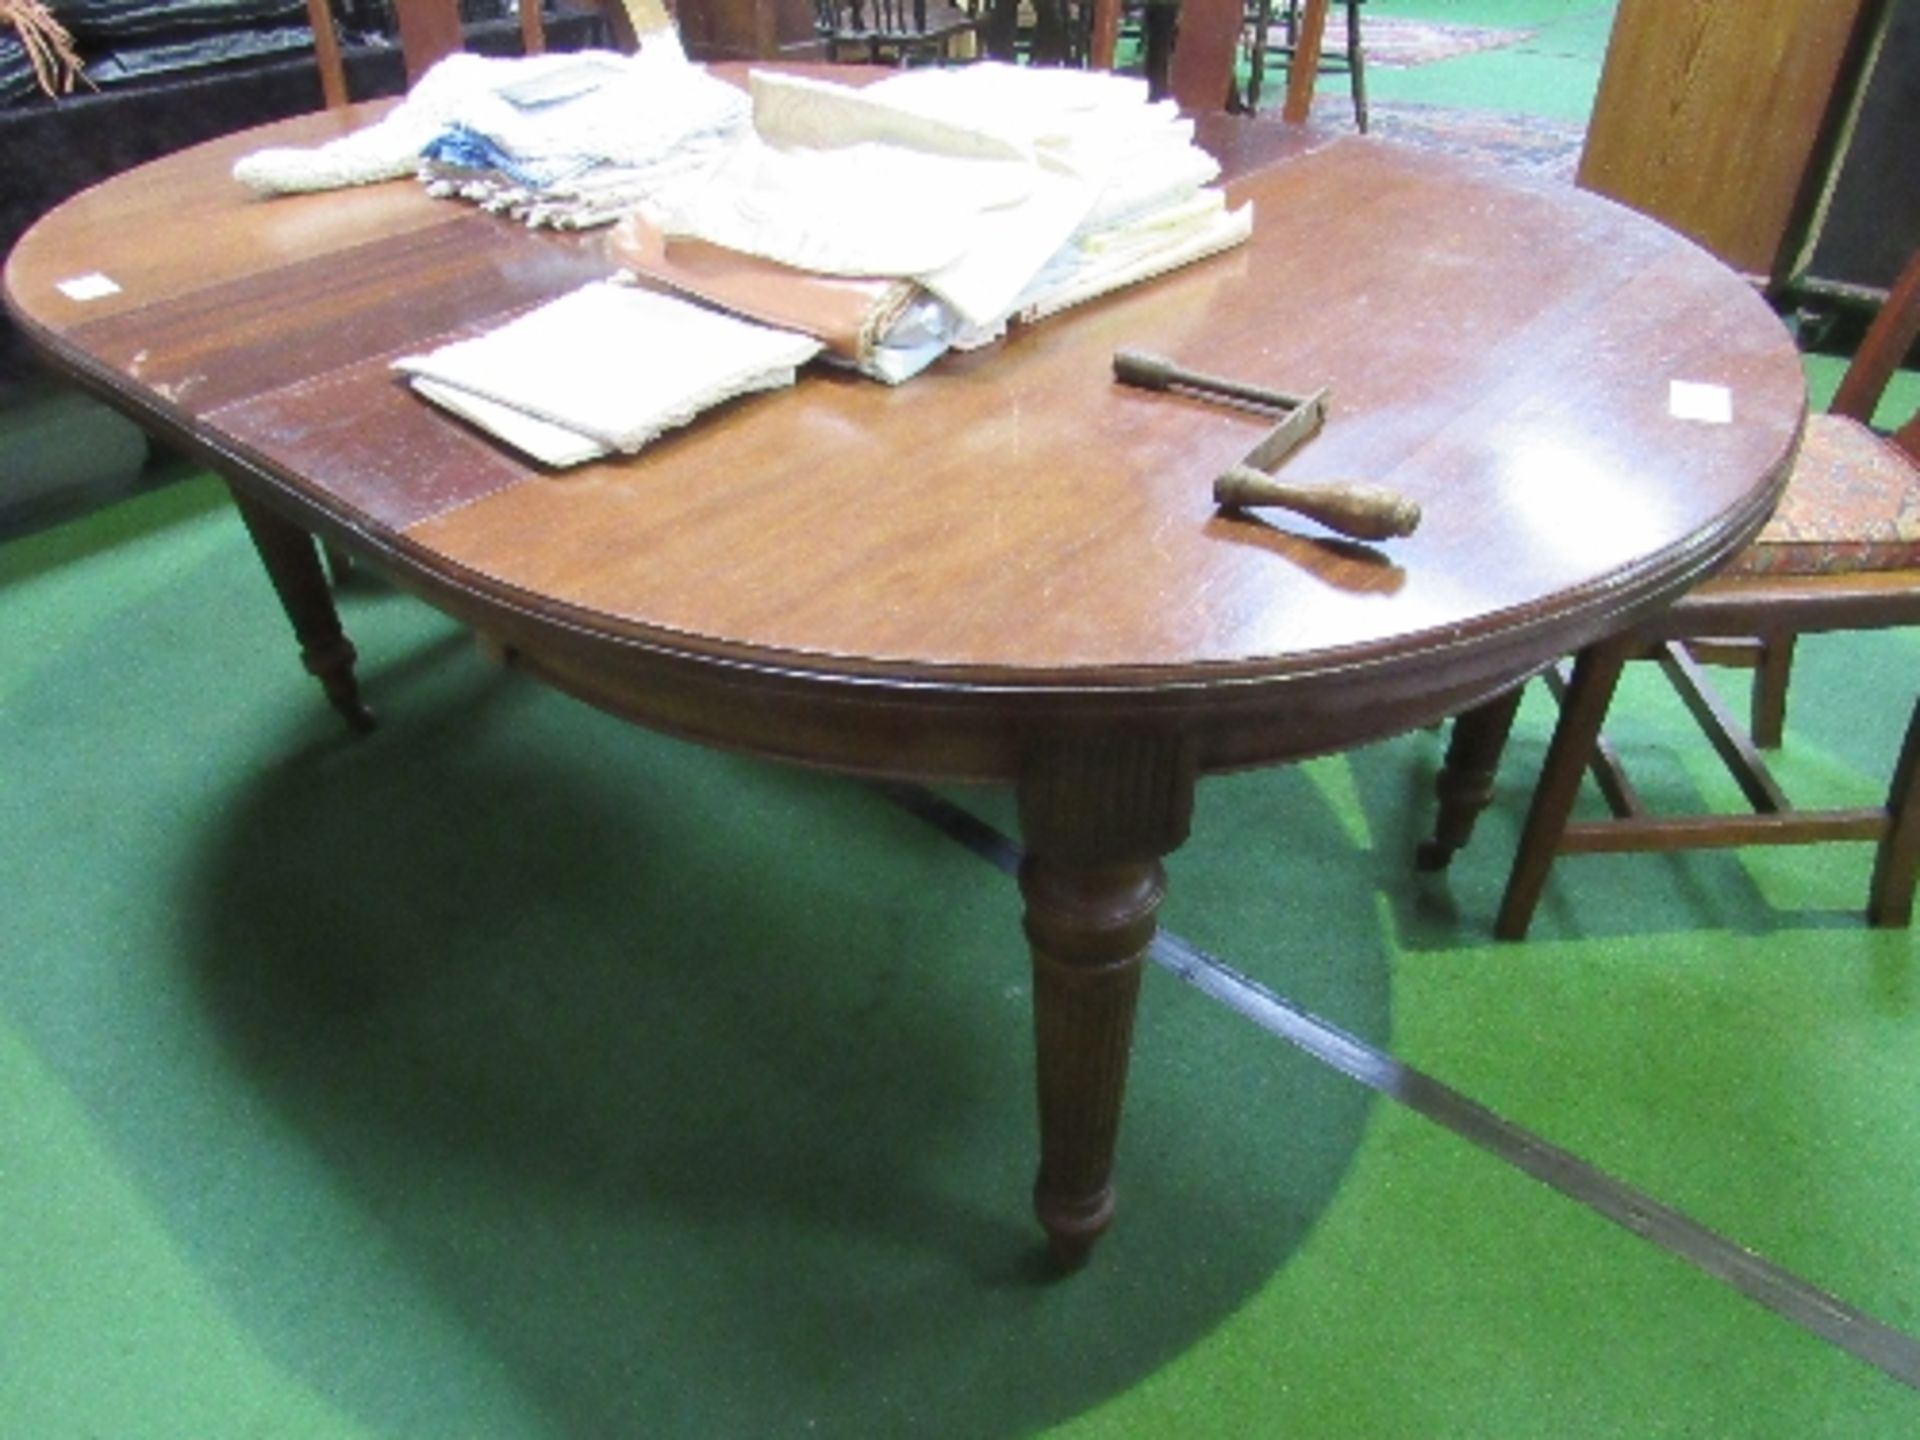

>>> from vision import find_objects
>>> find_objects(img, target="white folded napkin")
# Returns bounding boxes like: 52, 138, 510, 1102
393, 280, 822, 467
660, 65, 1244, 340
232, 41, 749, 197
1015, 198, 1255, 324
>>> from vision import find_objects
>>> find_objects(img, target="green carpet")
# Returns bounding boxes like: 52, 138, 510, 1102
1274, 0, 1621, 122
2, 447, 1916, 1434
3, 486, 1383, 1436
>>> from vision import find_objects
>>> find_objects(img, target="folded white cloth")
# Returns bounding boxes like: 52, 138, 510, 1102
233, 38, 747, 200
406, 377, 612, 468
654, 63, 1240, 337
862, 62, 1169, 156
393, 280, 822, 466
1014, 195, 1255, 324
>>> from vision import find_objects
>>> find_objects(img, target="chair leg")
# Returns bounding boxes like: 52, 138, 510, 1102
1750, 631, 1795, 748
1346, 0, 1366, 132
1417, 682, 1525, 872
1868, 693, 1920, 927
323, 540, 355, 587
1495, 635, 1634, 940
1246, 0, 1273, 109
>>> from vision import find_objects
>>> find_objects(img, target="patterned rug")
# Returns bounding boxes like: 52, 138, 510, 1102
1312, 95, 1587, 183
1260, 15, 1538, 69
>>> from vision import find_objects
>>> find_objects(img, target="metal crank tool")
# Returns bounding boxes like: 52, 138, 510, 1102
1111, 348, 1422, 542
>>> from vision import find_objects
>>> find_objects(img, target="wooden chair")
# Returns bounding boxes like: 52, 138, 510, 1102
301, 0, 662, 108
810, 0, 985, 65
1245, 0, 1366, 130
1418, 247, 1920, 938
981, 0, 1085, 65
1141, 0, 1325, 119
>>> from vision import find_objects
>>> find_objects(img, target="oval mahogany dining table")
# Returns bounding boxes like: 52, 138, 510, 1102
4, 74, 1807, 1263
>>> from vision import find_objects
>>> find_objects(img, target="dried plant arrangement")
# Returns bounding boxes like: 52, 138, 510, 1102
3, 0, 86, 98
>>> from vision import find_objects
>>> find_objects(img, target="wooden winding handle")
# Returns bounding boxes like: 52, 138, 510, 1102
1214, 465, 1423, 541
1112, 348, 1314, 410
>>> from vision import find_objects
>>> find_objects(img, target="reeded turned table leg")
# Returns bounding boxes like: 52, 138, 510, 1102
1020, 855, 1158, 1263
228, 485, 375, 732
1417, 684, 1525, 872
1017, 733, 1195, 1265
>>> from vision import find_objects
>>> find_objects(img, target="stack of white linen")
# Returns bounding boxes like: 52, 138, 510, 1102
233, 35, 747, 228
392, 280, 821, 467
860, 63, 1249, 334
644, 63, 1250, 362
235, 49, 1251, 462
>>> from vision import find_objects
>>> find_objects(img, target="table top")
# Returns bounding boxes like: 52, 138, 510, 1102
4, 86, 1807, 782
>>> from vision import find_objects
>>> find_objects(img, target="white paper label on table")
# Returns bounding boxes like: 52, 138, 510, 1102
56, 273, 122, 302
1669, 380, 1733, 425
